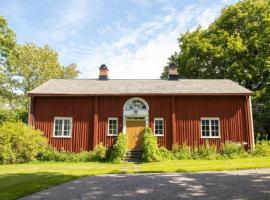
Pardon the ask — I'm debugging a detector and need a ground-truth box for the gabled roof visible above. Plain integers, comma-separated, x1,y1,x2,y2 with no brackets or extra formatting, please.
28,79,252,96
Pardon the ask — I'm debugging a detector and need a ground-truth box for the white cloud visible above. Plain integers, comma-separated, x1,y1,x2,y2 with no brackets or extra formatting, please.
71,3,226,79
58,1,237,79
45,0,102,42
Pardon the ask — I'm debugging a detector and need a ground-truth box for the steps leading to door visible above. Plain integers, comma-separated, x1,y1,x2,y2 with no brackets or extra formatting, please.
125,150,143,162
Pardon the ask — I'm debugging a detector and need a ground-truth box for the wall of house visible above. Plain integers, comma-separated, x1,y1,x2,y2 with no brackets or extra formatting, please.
30,95,253,152
32,96,95,152
174,96,252,149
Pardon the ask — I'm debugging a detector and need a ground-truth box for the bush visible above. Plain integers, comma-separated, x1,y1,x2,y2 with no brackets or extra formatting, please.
141,128,160,162
172,144,192,159
253,140,270,156
193,141,219,160
0,122,48,164
91,143,107,161
37,145,106,162
159,146,174,160
109,133,128,163
0,109,28,125
221,141,248,158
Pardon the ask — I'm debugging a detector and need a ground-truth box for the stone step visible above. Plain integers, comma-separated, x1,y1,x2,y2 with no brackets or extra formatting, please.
125,150,143,162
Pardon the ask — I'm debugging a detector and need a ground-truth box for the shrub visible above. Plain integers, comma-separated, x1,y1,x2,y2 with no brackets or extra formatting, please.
109,133,128,163
141,127,160,162
91,143,107,161
193,141,219,160
0,122,48,164
159,146,174,160
0,109,28,125
221,141,248,158
172,144,192,159
253,140,270,156
37,147,97,162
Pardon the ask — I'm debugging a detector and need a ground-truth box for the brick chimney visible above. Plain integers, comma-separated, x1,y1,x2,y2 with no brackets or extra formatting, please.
99,64,109,80
168,63,178,80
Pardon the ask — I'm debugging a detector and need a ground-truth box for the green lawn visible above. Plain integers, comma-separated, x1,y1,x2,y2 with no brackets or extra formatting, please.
1,157,270,200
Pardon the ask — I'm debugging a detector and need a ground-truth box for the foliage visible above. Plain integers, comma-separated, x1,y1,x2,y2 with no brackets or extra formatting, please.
3,43,80,109
0,16,16,63
172,143,192,159
0,108,28,125
161,0,270,137
0,122,48,164
192,141,219,160
221,141,248,158
109,133,128,163
159,146,174,160
37,143,108,162
0,16,16,107
37,147,93,162
253,140,270,156
91,143,108,161
141,128,160,162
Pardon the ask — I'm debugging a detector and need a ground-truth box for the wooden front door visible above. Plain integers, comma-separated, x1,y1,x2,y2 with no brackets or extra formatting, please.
126,120,145,149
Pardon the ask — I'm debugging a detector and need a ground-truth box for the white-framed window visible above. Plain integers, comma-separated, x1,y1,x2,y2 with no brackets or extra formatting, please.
53,117,72,138
201,117,220,138
108,117,118,136
154,118,164,136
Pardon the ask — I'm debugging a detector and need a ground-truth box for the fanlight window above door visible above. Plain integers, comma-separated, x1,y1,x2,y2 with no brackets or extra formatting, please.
124,99,148,111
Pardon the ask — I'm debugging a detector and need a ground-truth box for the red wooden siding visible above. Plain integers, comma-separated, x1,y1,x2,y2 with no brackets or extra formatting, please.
33,96,95,152
174,96,252,148
31,95,253,152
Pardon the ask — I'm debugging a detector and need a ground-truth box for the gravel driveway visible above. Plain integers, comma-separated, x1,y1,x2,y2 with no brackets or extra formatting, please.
21,169,270,200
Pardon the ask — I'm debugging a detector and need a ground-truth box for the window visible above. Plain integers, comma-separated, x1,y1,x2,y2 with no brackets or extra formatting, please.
53,117,72,138
108,118,118,136
154,118,164,136
201,118,220,138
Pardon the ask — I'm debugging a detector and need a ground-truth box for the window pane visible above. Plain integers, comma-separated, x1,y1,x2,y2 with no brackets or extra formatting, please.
108,119,118,135
202,119,220,137
54,119,63,136
155,119,164,135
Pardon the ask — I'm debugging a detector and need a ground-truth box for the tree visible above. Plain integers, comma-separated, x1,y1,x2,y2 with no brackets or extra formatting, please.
0,16,16,108
162,0,270,138
5,43,80,108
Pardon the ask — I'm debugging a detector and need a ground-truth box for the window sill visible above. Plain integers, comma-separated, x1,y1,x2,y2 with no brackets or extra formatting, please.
154,134,164,137
53,136,72,138
107,134,118,137
201,136,220,139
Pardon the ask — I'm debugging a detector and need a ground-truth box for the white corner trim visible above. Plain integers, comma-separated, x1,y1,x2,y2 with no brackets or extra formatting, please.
249,96,255,150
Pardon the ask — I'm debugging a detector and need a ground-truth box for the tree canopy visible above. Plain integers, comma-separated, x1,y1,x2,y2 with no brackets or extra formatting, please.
0,16,16,108
0,17,80,110
161,0,270,137
4,44,79,108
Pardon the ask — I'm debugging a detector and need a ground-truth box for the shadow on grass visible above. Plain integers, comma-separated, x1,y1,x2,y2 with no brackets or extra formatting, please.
18,170,270,200
0,169,121,200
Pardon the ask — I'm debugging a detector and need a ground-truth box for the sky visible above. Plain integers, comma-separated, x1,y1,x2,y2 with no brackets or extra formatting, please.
0,0,238,79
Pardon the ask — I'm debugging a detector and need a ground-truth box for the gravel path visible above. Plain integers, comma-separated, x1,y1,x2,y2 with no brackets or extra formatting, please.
21,169,270,200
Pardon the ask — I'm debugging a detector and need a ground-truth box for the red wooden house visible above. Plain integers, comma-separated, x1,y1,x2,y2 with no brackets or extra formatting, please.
28,64,254,152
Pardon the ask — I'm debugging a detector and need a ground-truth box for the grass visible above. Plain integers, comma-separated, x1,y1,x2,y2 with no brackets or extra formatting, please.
0,157,270,200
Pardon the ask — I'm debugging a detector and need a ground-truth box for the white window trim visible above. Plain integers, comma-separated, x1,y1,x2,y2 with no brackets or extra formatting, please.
200,117,221,139
154,118,164,137
108,117,118,136
53,117,72,138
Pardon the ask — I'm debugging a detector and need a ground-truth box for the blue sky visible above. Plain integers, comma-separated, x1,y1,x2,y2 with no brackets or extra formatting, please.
0,0,238,79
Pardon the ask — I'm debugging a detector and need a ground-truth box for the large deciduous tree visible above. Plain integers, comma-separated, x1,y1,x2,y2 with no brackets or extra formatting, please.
161,0,270,138
0,16,16,107
5,43,80,108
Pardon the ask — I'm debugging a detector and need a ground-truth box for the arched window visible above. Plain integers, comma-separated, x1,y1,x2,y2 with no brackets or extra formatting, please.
124,98,149,111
